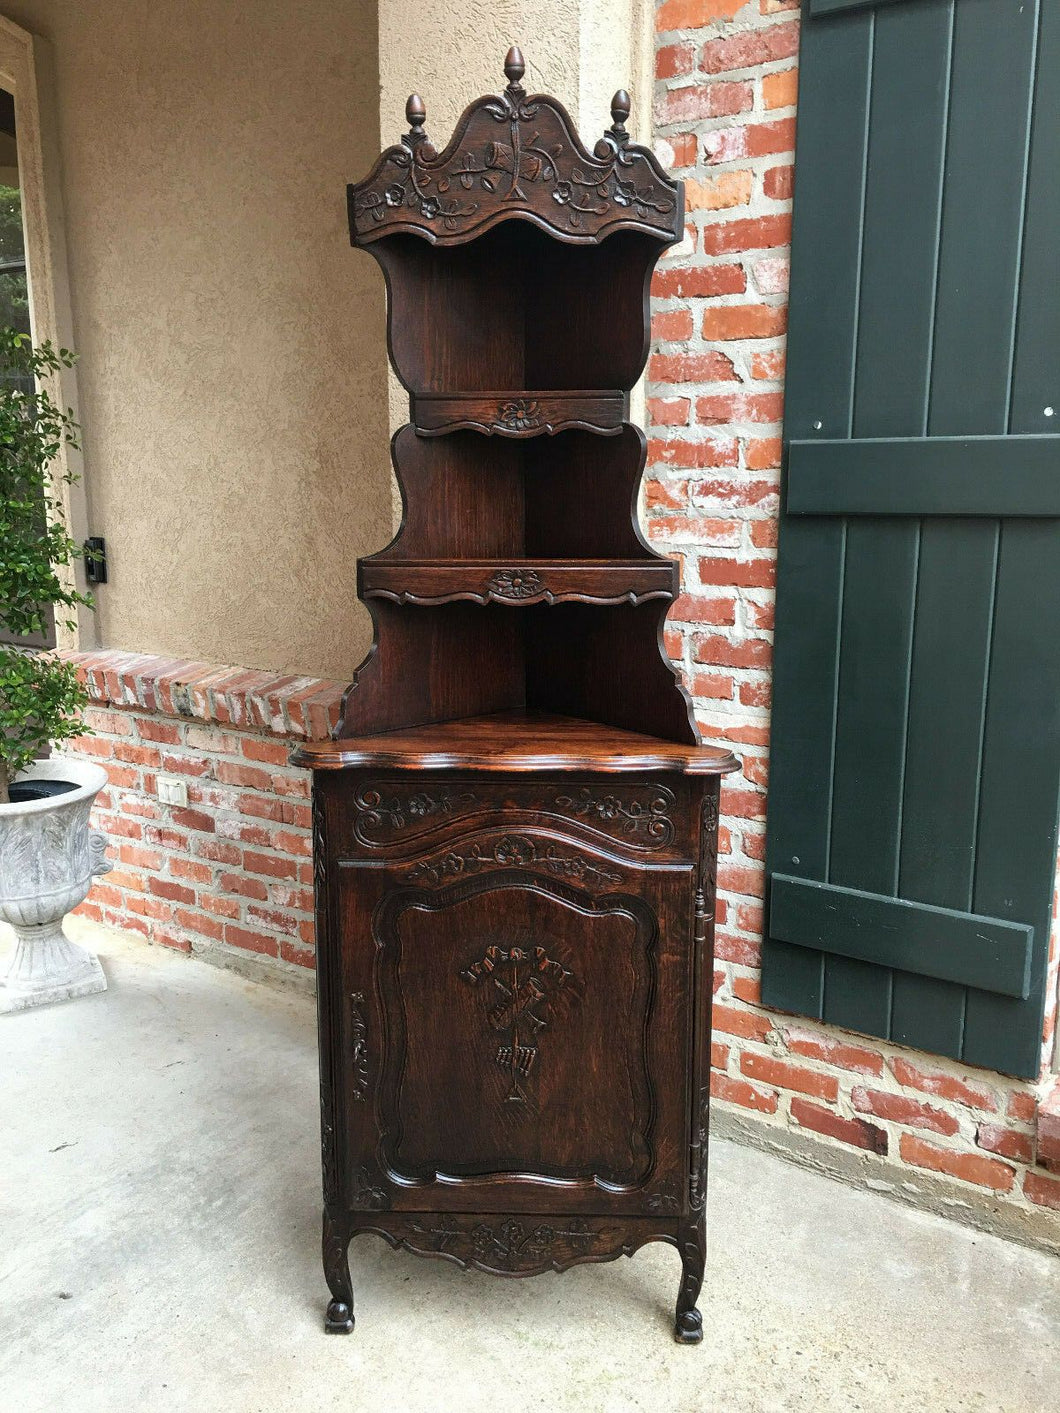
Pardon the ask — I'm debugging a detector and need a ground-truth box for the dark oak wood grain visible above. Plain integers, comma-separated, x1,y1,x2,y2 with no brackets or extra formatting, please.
306,49,736,1343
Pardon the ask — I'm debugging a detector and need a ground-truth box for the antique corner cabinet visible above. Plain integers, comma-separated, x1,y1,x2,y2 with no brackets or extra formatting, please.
293,47,738,1344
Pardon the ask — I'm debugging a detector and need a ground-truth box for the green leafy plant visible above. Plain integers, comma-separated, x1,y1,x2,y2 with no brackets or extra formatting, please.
0,329,91,803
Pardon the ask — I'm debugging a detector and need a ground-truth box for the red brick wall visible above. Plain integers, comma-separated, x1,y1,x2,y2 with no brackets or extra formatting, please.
649,0,1060,1229
64,652,343,976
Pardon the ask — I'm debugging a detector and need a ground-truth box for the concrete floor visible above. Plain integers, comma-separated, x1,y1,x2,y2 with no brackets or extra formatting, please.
2,926,1058,1413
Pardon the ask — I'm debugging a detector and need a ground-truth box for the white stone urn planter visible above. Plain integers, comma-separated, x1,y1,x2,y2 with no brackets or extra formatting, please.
0,757,111,1013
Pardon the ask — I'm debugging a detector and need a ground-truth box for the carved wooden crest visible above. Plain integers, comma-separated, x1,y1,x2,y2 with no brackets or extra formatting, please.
347,47,682,246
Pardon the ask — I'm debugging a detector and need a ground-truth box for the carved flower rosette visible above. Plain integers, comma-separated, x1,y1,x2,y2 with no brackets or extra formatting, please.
349,87,680,244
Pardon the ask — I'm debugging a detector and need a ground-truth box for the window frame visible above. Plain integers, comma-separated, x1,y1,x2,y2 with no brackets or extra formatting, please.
0,13,93,650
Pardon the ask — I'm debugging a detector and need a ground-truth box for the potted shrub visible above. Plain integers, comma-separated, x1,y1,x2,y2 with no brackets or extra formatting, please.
0,330,110,1012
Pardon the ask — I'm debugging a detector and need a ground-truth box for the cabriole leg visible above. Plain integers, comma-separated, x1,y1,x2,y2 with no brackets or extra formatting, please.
674,1218,705,1344
323,1208,354,1333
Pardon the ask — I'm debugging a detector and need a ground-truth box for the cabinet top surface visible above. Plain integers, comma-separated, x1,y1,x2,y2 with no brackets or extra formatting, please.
347,49,682,247
293,710,739,776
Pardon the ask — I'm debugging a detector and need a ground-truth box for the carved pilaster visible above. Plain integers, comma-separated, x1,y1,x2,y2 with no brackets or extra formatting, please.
313,788,340,1208
689,783,720,1216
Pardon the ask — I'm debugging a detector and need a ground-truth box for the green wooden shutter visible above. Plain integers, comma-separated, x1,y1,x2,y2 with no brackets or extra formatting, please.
763,0,1060,1079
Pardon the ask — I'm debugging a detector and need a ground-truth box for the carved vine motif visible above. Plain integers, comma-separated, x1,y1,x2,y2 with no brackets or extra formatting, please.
461,945,576,1105
313,791,338,1208
319,1092,337,1208
495,398,540,432
349,70,678,242
486,567,543,599
312,790,327,898
405,833,621,887
689,786,719,1217
553,785,677,847
689,1087,709,1213
349,992,369,1101
407,1215,605,1270
351,1165,389,1211
353,784,476,843
701,789,720,921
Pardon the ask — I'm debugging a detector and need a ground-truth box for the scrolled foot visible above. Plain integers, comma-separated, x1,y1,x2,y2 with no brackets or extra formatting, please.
674,1307,703,1344
325,1299,354,1334
322,1207,354,1333
674,1218,705,1346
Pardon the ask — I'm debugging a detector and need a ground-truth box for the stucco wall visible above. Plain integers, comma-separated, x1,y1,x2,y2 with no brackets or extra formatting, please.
2,0,388,680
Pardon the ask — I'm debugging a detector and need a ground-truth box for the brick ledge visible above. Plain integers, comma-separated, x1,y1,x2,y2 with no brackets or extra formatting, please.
61,650,344,741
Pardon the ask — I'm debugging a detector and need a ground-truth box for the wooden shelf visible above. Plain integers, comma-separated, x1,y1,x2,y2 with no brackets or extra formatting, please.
360,558,676,606
294,710,739,775
411,390,624,437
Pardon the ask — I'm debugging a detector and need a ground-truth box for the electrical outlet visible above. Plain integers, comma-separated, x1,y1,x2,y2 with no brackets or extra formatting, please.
157,776,188,808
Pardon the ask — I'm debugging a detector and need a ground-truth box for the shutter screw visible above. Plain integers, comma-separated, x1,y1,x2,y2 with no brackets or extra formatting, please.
792,856,800,865
812,420,822,431
1045,406,1055,418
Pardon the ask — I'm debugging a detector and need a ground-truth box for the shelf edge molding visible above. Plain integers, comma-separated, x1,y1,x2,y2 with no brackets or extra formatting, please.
412,392,625,438
294,712,739,776
359,560,677,608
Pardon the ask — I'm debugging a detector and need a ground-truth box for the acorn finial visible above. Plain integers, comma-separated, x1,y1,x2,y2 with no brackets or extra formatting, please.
405,93,426,134
611,89,631,131
505,46,526,87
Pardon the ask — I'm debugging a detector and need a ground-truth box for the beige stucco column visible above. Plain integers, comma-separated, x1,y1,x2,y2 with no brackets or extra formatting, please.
377,0,653,142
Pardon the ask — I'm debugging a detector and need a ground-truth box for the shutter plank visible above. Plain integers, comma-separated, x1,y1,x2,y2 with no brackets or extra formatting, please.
965,523,1060,1074
895,527,995,1057
826,525,915,1033
966,2,1060,1077
1010,2,1060,437
928,3,1038,430
893,0,1039,1059
823,0,951,1036
763,10,874,1020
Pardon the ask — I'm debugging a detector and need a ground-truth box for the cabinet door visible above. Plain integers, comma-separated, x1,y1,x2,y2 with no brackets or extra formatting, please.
336,827,695,1216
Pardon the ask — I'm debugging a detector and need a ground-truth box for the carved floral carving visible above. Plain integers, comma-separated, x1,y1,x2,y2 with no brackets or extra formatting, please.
647,1179,681,1214
486,567,543,599
353,785,476,843
351,1165,388,1211
495,399,540,432
349,67,679,244
405,833,621,887
553,785,676,847
407,1215,607,1270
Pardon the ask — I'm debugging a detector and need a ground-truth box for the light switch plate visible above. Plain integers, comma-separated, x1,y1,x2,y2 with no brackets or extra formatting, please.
157,776,188,808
